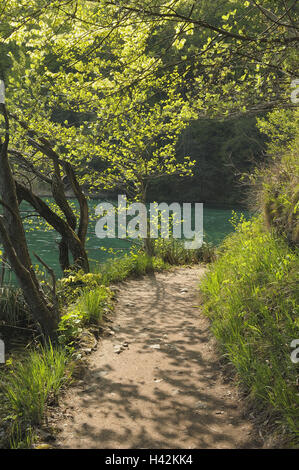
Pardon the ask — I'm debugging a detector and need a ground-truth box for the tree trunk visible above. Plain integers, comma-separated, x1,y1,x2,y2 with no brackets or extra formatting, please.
0,103,58,336
59,238,70,271
62,161,89,245
0,219,58,337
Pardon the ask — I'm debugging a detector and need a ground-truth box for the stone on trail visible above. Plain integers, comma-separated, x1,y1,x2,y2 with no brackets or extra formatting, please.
149,343,160,349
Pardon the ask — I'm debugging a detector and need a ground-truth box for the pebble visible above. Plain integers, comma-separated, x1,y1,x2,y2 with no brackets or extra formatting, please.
196,401,208,409
81,348,92,354
97,371,108,377
114,342,129,354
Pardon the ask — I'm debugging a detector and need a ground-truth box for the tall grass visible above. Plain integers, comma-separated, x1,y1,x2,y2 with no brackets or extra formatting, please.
58,285,113,343
0,342,70,447
201,216,299,444
77,287,109,324
0,287,29,326
98,252,167,284
153,238,215,265
92,240,214,284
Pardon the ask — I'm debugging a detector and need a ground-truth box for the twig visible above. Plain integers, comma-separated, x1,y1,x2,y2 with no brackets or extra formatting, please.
33,252,57,301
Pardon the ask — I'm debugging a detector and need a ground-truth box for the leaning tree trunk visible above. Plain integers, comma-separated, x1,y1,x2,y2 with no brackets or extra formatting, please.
10,150,89,273
0,103,58,337
16,182,89,273
59,238,70,271
9,114,89,273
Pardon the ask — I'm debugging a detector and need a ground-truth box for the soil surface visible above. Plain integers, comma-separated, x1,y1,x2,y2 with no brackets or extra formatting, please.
55,266,262,449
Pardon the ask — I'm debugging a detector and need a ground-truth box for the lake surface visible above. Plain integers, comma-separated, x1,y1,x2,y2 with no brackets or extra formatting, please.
2,199,249,284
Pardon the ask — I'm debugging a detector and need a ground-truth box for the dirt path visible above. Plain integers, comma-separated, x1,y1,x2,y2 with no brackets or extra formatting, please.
55,266,261,449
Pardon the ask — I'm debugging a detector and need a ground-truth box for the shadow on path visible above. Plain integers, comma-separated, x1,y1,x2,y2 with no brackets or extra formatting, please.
56,266,262,449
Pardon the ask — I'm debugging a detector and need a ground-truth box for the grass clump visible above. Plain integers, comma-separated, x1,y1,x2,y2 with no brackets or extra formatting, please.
0,343,70,448
77,287,111,324
153,238,215,265
0,287,29,327
99,252,168,284
58,285,113,344
201,216,299,444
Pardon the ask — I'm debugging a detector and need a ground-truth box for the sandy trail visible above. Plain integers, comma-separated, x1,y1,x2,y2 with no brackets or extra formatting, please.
55,266,261,449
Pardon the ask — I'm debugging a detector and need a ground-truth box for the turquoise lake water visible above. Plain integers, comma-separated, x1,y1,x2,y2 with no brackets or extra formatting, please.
2,199,249,284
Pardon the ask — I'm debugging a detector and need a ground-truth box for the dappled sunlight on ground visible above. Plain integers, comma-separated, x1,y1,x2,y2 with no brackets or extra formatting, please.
55,266,261,449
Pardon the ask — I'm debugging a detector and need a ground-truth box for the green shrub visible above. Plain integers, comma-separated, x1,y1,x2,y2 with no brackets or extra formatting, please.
57,271,103,304
261,143,299,246
201,216,299,443
255,109,299,246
